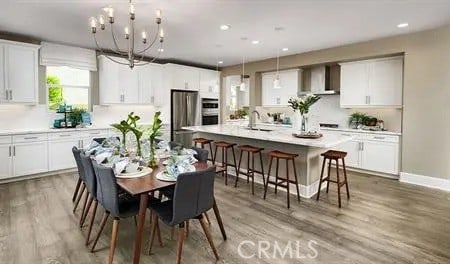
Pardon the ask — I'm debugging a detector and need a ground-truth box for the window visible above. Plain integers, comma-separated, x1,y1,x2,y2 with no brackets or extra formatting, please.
46,66,90,111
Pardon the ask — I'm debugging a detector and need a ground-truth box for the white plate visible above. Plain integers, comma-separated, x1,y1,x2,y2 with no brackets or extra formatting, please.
117,167,152,178
156,171,177,182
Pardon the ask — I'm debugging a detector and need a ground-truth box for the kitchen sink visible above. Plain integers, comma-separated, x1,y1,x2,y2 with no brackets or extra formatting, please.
245,127,273,132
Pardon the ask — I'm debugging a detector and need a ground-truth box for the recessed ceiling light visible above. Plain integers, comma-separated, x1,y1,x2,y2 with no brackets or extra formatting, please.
397,23,409,28
220,24,230,30
218,61,223,64
158,48,164,52
252,40,260,44
282,48,289,51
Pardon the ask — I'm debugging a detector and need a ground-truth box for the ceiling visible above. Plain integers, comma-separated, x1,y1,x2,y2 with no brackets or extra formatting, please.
0,0,449,67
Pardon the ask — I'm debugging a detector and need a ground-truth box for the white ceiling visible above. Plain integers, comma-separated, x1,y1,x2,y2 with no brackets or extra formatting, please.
0,0,449,67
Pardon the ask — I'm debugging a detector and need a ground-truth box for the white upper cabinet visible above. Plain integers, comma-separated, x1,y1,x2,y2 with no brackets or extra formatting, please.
99,56,121,104
0,40,39,104
139,63,162,105
118,64,139,104
340,56,403,108
262,69,299,106
165,63,200,91
199,69,219,99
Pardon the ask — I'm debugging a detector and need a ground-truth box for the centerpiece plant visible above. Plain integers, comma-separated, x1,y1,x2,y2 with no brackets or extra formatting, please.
288,94,321,132
126,112,143,157
147,111,163,168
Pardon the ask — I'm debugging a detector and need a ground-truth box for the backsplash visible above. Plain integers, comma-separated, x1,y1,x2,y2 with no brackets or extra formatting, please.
256,95,402,132
0,104,157,131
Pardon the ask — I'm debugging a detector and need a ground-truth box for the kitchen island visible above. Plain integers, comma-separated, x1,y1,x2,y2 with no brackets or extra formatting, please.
183,124,352,198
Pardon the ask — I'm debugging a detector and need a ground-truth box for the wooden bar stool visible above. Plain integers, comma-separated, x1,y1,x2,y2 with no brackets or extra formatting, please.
234,145,265,195
316,150,350,208
213,141,238,185
193,137,214,163
263,150,300,208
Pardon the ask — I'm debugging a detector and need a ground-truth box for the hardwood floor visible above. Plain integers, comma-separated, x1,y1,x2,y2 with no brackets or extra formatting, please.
1,171,450,263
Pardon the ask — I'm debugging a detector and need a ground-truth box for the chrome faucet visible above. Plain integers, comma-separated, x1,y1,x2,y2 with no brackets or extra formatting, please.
249,110,260,129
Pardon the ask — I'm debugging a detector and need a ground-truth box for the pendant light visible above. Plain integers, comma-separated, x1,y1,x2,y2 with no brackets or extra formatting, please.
240,56,246,91
273,48,281,89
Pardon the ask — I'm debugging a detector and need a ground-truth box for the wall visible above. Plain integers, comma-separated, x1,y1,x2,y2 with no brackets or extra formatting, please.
221,25,450,180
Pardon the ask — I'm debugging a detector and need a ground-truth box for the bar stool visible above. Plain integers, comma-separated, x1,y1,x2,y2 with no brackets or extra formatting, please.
263,150,300,208
213,141,238,185
193,137,214,163
316,150,350,208
234,145,265,195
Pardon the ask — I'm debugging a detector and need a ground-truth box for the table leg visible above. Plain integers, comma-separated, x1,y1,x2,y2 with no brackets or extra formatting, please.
133,193,149,264
212,198,227,240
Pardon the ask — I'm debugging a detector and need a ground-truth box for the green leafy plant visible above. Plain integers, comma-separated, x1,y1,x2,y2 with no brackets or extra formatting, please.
349,112,378,127
288,94,321,115
111,120,130,147
147,111,163,167
68,107,87,125
126,112,143,157
47,75,63,111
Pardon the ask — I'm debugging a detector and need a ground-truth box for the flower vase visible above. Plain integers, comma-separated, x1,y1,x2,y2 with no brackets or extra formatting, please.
149,141,158,168
300,114,308,132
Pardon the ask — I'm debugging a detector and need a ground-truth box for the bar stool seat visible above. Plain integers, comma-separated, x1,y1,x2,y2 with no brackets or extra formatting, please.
316,150,350,208
235,145,265,195
213,141,238,185
193,138,213,145
263,150,300,208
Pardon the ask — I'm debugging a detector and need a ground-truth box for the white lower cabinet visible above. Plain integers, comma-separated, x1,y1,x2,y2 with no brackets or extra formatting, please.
331,131,400,175
0,143,12,179
13,141,48,177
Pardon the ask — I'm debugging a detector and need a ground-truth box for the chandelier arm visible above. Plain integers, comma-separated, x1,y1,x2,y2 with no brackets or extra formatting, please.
110,23,128,56
133,43,164,66
94,29,126,57
136,23,160,54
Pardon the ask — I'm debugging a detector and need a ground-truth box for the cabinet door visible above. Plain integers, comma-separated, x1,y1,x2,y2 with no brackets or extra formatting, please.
336,140,361,168
262,73,278,105
340,63,369,107
119,64,139,104
0,46,6,103
199,69,219,98
48,139,80,171
361,140,399,174
5,44,38,103
13,141,49,176
278,70,299,105
139,64,162,104
368,58,403,107
0,144,12,179
99,56,122,104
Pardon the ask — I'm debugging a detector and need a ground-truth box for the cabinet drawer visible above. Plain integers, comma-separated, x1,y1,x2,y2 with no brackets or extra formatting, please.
80,129,109,138
13,133,48,143
0,136,12,145
49,132,80,140
364,134,399,143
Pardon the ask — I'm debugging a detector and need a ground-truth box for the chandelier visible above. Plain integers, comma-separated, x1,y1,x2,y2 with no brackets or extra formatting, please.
89,0,164,69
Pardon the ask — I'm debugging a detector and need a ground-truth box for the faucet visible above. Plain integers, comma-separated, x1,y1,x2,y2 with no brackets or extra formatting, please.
249,110,260,129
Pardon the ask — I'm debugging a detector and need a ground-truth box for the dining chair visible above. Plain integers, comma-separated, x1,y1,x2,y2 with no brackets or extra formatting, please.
79,153,100,245
148,166,219,264
72,146,86,213
90,163,160,264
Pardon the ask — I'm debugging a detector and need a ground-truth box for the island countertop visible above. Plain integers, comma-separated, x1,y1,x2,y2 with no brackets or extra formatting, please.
183,124,352,148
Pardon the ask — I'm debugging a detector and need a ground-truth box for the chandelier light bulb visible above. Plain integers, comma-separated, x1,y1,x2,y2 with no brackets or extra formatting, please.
156,9,162,19
160,28,164,38
124,27,129,39
108,7,114,18
98,15,105,30
142,31,147,43
89,17,97,33
129,3,135,14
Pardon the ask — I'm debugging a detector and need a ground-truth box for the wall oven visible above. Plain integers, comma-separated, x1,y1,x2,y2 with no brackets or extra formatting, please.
201,98,219,125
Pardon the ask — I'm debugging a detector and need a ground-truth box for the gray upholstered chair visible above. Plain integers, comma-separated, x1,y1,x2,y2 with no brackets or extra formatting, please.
90,163,159,264
191,146,209,163
148,166,219,264
79,153,100,245
72,146,86,213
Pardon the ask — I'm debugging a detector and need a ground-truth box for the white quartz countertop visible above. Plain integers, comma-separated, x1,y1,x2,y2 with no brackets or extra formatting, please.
183,124,352,148
320,127,401,136
0,126,113,136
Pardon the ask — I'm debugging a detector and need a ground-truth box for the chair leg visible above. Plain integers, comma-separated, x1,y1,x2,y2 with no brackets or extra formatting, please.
80,195,94,228
90,211,110,252
79,191,90,226
148,212,159,254
208,143,214,164
176,223,186,264
274,158,280,194
156,218,163,246
213,145,218,164
326,159,332,193
199,216,220,261
286,159,290,209
336,159,342,208
223,148,228,185
246,151,250,183
251,152,255,195
185,220,190,237
292,159,301,202
204,211,211,225
231,146,238,184
72,178,82,202
342,158,350,199
85,199,98,246
73,184,86,213
316,157,326,201
108,218,119,264
259,152,265,186
263,157,273,200
235,150,244,187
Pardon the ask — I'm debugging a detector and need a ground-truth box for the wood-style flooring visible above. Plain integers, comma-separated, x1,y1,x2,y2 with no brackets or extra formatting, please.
1,171,450,264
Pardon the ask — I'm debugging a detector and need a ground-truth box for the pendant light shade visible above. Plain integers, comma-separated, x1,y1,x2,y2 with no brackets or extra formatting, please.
273,75,281,89
240,80,246,91
240,56,246,91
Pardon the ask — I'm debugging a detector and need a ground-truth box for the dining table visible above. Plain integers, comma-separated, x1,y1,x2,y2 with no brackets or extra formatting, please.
116,161,227,264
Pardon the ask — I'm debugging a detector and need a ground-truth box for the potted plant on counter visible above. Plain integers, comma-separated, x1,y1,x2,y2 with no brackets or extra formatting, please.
288,94,320,132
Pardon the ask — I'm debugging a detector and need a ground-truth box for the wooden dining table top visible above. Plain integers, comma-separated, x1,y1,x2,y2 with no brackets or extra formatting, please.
116,162,211,196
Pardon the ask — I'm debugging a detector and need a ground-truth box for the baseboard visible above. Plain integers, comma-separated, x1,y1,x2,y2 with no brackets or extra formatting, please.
224,167,324,199
0,168,76,184
399,172,450,192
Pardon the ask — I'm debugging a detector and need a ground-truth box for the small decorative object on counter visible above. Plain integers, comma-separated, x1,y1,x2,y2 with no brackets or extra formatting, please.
288,94,321,132
348,112,379,128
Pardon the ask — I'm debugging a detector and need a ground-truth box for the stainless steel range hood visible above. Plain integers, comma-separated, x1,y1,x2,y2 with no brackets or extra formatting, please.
299,65,340,95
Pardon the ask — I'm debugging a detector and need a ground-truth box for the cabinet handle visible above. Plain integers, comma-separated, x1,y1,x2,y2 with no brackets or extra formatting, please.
342,133,351,137
59,134,72,137
365,96,369,104
373,136,385,140
13,146,16,156
24,136,38,140
368,96,370,104
9,146,11,157
361,142,364,151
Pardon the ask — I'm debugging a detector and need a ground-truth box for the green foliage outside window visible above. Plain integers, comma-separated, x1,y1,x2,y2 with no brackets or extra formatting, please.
47,75,63,111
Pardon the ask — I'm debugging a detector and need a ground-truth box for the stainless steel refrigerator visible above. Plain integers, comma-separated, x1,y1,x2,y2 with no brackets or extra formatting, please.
171,90,199,147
